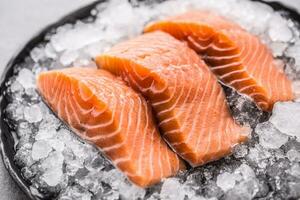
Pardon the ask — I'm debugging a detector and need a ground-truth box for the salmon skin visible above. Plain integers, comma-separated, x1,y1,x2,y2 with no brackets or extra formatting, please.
96,31,249,167
144,11,294,111
37,67,185,187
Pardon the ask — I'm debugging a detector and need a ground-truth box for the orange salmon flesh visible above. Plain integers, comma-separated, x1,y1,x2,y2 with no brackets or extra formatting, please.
144,11,294,111
37,67,185,187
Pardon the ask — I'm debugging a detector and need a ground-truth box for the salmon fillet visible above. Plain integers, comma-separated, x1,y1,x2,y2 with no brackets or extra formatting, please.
96,31,249,166
37,67,185,187
144,11,294,111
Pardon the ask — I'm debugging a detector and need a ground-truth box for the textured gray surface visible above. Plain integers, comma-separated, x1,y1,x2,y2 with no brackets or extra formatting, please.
0,0,299,200
0,1,95,199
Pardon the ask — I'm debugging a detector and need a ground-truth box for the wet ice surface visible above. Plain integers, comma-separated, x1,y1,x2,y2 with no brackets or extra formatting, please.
2,0,300,199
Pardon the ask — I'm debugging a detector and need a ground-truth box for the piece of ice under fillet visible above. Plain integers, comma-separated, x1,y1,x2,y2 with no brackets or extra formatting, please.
144,11,294,111
37,67,185,187
96,31,250,167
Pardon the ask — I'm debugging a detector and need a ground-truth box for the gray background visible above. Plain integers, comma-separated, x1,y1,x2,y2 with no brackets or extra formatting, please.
0,1,95,199
0,0,299,199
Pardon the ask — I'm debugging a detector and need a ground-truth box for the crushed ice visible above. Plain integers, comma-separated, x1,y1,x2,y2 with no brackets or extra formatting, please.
3,0,300,199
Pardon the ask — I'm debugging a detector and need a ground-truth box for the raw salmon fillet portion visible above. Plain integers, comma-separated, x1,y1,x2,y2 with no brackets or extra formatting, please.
96,31,249,166
37,67,185,187
144,11,294,111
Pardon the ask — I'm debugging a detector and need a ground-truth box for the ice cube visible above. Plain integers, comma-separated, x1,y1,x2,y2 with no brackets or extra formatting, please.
51,23,104,52
41,151,64,186
119,179,146,200
246,145,271,169
84,156,102,170
256,122,289,149
83,41,112,57
235,164,256,180
223,164,260,200
42,168,63,187
101,169,125,190
57,127,73,140
58,185,92,200
286,163,300,179
44,43,57,59
30,46,46,62
268,14,293,42
29,186,44,199
222,83,263,127
21,167,35,180
16,68,35,89
269,102,300,141
76,170,102,194
6,103,25,121
285,41,300,72
31,140,52,160
216,172,242,192
160,178,185,200
288,181,300,198
286,149,300,162
292,81,300,99
72,58,95,68
227,1,273,35
35,129,56,140
233,144,249,158
39,116,61,131
16,122,31,138
15,143,34,167
225,179,259,200
10,78,24,93
270,42,288,57
24,104,43,123
48,139,65,152
64,155,83,175
59,50,79,66
25,88,39,102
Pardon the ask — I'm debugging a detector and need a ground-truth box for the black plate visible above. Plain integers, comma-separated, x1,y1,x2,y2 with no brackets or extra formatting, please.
0,0,299,199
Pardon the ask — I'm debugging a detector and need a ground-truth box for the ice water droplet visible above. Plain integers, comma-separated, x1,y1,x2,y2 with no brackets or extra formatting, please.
24,104,43,123
32,140,52,160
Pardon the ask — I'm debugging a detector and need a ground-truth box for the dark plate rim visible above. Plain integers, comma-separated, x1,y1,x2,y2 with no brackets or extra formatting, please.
0,0,299,199
0,1,103,199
